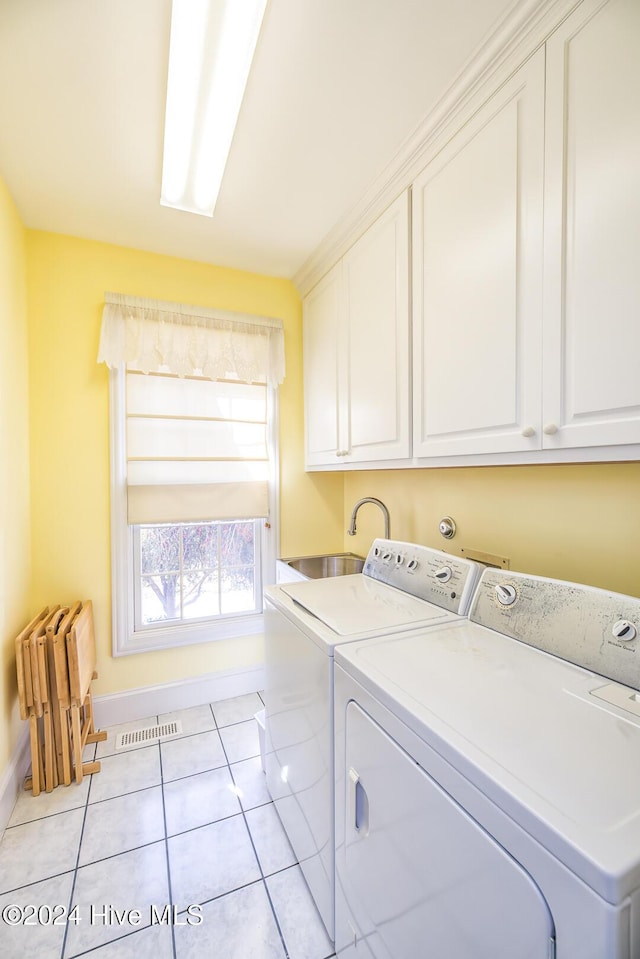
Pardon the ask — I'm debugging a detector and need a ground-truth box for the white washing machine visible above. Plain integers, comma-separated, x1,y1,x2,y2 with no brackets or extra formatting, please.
263,538,482,941
334,567,640,958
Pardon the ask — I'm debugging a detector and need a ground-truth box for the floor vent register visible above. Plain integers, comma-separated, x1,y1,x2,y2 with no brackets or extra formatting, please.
116,721,183,748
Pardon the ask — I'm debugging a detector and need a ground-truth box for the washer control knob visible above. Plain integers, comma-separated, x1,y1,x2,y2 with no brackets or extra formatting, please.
434,566,452,583
382,551,392,562
612,619,637,642
407,559,419,572
395,554,404,566
495,583,517,606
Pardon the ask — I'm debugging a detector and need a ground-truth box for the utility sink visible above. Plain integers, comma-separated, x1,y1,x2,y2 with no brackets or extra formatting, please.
281,552,365,579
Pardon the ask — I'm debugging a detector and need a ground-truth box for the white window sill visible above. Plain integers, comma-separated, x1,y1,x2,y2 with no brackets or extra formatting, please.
113,612,265,656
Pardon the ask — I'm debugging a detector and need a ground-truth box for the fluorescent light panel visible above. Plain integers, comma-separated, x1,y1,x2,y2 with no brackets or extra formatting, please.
161,0,268,217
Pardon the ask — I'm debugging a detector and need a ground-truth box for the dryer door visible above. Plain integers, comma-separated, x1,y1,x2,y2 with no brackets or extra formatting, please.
339,701,555,959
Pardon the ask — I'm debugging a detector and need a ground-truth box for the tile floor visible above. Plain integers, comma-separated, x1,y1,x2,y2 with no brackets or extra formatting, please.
0,692,336,959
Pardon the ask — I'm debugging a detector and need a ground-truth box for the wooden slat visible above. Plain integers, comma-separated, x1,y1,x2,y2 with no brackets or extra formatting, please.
51,601,82,786
28,609,61,720
27,608,61,793
52,601,82,711
67,601,96,705
66,601,106,783
45,609,68,784
15,607,49,722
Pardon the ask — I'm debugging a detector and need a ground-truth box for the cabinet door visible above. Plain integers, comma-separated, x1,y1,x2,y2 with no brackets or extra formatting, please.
303,262,343,466
542,0,640,449
412,51,545,458
342,193,410,463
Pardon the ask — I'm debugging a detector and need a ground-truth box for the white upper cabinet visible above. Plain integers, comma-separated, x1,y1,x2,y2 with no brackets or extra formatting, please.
304,262,342,464
542,0,640,450
303,0,640,470
412,50,545,458
304,193,410,468
342,193,410,463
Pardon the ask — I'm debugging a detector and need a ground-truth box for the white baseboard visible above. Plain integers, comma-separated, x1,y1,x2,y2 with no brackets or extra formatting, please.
92,663,265,728
0,725,30,838
0,664,264,837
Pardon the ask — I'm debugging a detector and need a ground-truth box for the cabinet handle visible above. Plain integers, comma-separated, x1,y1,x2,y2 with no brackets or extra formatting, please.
336,449,349,457
542,423,559,435
521,426,536,438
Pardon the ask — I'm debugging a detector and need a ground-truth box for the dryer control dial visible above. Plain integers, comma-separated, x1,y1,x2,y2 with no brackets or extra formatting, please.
495,583,518,607
407,558,419,572
612,619,637,642
434,566,452,583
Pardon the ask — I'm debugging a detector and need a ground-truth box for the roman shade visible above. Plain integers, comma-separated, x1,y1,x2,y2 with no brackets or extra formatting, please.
98,293,282,525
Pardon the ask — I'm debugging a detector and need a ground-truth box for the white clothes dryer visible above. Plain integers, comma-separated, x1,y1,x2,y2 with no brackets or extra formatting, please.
263,538,482,941
334,567,640,959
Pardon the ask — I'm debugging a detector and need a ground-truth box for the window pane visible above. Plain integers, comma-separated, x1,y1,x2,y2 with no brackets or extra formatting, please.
135,520,260,632
220,522,255,566
182,524,219,571
141,574,180,623
140,526,179,574
183,572,220,619
220,567,256,614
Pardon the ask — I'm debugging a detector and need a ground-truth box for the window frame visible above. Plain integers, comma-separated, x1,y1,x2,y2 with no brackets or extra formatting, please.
108,366,278,656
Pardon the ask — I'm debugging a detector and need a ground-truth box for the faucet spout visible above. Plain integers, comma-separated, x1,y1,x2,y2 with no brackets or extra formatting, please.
347,497,390,540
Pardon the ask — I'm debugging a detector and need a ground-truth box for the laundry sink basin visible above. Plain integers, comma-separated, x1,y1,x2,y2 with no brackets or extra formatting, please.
281,552,365,579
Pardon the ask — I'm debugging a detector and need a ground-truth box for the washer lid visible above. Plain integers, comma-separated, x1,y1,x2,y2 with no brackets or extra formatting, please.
336,619,640,903
280,574,452,636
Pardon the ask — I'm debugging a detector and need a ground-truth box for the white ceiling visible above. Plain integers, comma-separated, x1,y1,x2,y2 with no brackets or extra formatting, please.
0,0,515,280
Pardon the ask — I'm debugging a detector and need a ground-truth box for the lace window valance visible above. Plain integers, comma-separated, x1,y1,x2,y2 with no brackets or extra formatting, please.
98,292,285,386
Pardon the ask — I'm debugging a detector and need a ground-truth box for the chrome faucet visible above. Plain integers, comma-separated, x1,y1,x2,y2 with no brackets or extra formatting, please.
347,497,390,540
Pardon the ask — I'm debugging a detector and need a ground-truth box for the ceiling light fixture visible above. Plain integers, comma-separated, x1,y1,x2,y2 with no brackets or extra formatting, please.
160,0,268,217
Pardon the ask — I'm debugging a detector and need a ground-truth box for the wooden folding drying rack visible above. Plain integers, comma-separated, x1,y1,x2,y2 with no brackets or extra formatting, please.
15,601,107,795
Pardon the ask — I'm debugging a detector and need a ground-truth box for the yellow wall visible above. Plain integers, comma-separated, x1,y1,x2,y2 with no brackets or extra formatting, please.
0,176,31,773
344,464,640,596
26,230,343,698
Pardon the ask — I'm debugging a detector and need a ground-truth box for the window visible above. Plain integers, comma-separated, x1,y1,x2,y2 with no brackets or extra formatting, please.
134,520,261,626
99,293,284,655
